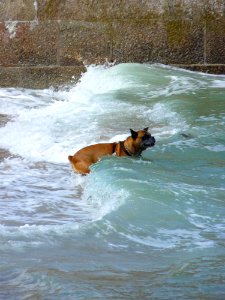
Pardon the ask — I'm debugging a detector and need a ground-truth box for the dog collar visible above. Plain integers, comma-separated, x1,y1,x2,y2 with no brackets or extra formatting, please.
112,142,117,155
119,141,132,156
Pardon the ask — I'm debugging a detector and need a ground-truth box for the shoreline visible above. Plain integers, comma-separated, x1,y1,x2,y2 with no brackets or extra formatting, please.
0,63,225,89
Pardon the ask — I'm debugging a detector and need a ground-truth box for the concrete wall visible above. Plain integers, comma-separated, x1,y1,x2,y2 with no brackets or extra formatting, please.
0,0,225,88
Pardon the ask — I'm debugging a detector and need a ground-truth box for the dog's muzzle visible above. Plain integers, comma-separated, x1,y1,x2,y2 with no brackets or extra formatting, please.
141,136,156,149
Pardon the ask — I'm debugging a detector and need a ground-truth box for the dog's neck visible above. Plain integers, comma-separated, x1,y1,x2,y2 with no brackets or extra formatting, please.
120,140,142,157
119,141,132,156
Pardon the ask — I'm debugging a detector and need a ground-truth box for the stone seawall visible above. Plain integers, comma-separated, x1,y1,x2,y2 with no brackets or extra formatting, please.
0,0,225,88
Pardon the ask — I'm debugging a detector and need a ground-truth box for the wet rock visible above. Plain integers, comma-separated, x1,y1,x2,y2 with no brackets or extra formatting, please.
0,114,10,127
0,66,84,89
0,148,12,161
0,0,225,88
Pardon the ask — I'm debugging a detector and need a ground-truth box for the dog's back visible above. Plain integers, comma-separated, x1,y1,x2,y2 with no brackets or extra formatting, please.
68,142,117,174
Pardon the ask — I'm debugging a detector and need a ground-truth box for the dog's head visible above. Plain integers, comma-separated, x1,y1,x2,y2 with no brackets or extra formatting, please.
130,127,155,151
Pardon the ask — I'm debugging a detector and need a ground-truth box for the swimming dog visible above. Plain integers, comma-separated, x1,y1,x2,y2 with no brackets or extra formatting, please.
68,128,155,175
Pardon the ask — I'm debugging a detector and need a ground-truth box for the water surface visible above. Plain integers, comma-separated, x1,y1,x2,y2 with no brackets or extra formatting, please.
0,63,225,299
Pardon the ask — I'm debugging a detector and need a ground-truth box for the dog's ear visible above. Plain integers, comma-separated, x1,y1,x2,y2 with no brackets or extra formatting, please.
144,127,149,132
130,129,138,140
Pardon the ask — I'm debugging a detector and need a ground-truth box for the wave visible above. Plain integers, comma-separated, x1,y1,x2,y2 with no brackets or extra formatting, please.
0,64,191,163
0,63,225,252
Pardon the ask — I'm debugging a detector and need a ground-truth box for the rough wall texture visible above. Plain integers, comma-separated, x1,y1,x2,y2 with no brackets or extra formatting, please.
0,0,225,88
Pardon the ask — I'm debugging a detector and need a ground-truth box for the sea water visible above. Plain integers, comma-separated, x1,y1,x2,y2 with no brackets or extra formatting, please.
0,63,225,299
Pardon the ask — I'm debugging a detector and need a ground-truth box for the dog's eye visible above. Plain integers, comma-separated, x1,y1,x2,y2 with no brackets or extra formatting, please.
142,134,151,140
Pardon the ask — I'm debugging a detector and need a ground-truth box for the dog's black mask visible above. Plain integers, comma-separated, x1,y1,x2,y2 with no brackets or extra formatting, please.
141,133,156,150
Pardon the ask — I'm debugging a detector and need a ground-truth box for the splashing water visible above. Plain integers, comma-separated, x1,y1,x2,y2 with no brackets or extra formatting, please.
0,63,225,299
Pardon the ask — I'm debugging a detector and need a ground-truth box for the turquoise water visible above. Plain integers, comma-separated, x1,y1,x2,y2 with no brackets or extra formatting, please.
0,63,225,299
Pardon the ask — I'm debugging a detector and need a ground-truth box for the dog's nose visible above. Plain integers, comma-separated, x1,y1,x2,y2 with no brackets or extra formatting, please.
152,136,156,144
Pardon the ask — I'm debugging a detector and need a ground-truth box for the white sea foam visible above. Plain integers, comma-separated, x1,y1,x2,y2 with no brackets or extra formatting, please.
0,63,224,254
1,63,225,300
123,227,215,250
0,65,139,163
81,171,129,220
143,103,188,137
210,79,225,88
0,65,186,164
109,134,129,143
205,144,225,152
0,222,81,250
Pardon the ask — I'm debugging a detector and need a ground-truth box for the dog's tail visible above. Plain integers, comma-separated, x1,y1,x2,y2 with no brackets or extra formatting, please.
68,155,73,162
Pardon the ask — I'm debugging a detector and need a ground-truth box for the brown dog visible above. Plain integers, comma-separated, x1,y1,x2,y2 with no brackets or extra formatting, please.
68,128,155,175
